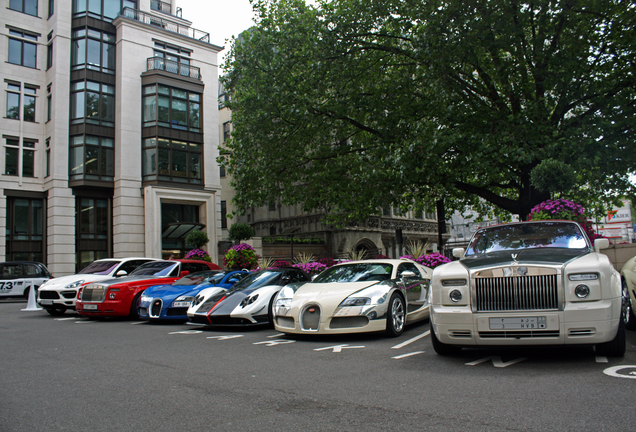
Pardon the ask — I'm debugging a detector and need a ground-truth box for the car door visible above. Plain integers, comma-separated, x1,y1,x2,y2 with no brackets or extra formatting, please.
0,263,23,296
397,262,428,308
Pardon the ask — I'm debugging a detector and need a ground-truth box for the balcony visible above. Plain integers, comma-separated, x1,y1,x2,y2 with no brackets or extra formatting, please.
147,57,201,80
150,1,183,18
121,7,210,43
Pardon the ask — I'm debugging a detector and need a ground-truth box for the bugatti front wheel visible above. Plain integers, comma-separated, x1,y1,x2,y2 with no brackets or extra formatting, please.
385,293,405,337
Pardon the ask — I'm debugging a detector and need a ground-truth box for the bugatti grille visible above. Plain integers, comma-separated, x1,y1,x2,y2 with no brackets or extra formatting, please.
300,305,320,331
150,299,162,318
276,317,295,328
475,275,558,312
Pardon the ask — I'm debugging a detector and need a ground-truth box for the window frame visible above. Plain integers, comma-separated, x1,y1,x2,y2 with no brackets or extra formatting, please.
7,29,38,68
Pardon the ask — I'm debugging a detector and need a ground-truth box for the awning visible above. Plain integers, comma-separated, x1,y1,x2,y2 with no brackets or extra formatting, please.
162,222,206,239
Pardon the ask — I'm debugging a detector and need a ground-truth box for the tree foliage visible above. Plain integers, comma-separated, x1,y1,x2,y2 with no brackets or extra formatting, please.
221,0,636,222
228,222,255,242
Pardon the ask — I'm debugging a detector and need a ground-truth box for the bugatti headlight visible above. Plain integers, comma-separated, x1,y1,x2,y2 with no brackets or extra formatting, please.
141,295,152,303
339,297,371,307
275,287,294,310
175,295,194,302
66,280,85,289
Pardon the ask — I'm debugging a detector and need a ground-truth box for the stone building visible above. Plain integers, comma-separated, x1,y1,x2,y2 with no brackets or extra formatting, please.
1,0,223,275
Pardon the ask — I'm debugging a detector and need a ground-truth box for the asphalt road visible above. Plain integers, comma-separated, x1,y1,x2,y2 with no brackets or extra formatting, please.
2,302,636,431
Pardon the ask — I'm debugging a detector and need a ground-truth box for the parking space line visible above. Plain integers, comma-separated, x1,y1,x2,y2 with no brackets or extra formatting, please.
596,356,608,363
268,333,286,338
392,351,425,359
54,317,77,321
391,330,430,349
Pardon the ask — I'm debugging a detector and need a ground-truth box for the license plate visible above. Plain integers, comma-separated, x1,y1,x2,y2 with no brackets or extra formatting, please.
84,304,98,310
172,301,191,308
40,300,53,305
489,317,546,330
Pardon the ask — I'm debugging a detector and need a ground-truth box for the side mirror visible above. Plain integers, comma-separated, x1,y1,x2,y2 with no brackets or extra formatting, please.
594,238,610,252
452,248,464,259
180,270,190,278
400,271,416,279
116,270,128,277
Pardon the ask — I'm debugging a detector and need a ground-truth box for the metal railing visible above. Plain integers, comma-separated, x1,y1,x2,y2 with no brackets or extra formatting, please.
122,7,210,43
147,57,201,80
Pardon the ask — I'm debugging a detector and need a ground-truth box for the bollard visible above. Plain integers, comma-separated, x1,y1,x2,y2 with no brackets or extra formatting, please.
21,285,42,311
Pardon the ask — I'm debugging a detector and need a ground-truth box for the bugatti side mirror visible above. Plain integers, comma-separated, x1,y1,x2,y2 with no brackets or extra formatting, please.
452,248,464,258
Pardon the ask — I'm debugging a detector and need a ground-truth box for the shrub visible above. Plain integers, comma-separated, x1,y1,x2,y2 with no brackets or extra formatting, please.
527,198,601,241
184,248,212,262
293,261,327,276
401,253,451,269
228,223,254,243
223,243,259,270
185,229,209,249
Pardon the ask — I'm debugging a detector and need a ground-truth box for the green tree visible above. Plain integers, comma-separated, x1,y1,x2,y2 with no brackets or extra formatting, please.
228,222,254,243
185,229,209,249
221,0,636,221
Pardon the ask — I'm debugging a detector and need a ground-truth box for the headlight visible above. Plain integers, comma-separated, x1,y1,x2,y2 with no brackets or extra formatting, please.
339,297,371,307
442,279,467,287
239,293,259,307
569,273,599,281
449,289,463,303
141,296,152,303
66,280,85,289
574,284,590,299
175,296,194,302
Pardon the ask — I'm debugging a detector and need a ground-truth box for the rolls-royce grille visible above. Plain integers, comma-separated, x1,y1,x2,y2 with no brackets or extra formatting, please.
150,300,162,318
475,275,558,311
39,291,60,299
300,305,320,331
277,317,295,328
81,286,106,302
330,316,369,329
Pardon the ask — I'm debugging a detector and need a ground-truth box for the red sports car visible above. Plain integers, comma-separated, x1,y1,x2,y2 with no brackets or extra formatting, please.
76,259,220,319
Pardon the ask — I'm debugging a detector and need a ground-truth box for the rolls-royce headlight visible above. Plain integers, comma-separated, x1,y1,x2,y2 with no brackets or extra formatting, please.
442,279,467,287
569,273,599,281
449,289,463,303
575,284,591,298
339,297,371,307
66,280,85,289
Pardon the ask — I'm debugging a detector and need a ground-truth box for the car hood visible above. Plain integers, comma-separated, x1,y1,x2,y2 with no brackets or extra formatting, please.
39,274,113,291
144,283,215,300
290,281,380,311
459,249,589,270
207,284,283,316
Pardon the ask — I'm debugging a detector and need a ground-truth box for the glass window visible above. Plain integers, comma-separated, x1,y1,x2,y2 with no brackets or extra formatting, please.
71,28,115,74
23,94,36,122
71,81,114,127
69,135,114,181
6,197,46,263
6,92,20,120
8,31,38,68
5,147,19,176
48,0,54,17
73,0,136,21
142,84,202,132
47,42,53,69
9,0,38,16
142,137,202,184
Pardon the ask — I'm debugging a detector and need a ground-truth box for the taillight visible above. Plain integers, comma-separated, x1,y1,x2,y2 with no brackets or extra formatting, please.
77,287,83,299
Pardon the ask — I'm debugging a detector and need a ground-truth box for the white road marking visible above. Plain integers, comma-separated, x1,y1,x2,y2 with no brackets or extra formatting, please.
603,365,636,379
466,356,527,368
168,330,202,335
253,339,295,346
391,330,430,349
596,356,608,363
392,351,425,359
313,344,365,353
54,317,78,321
268,333,286,338
75,320,95,324
130,321,145,325
207,335,244,340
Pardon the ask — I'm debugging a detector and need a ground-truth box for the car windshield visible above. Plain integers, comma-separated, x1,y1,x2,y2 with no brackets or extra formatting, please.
229,270,282,292
173,271,222,286
465,221,589,256
77,260,120,275
130,261,178,276
312,263,394,283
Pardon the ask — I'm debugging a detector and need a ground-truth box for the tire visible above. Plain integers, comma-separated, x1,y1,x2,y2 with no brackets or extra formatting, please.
128,293,142,320
430,324,462,356
385,292,406,337
45,307,66,316
622,280,636,331
267,295,276,327
596,290,627,357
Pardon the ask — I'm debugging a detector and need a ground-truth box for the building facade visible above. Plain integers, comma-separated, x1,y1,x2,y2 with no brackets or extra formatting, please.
217,85,449,261
1,0,223,275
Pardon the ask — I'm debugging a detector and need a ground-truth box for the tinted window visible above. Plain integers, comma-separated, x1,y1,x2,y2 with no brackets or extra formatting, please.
78,260,120,275
312,263,394,283
0,264,23,279
465,222,589,256
117,259,154,275
173,271,220,286
130,261,178,276
397,263,421,278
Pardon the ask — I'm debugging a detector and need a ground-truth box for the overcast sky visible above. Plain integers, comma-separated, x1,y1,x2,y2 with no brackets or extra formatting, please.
177,0,257,52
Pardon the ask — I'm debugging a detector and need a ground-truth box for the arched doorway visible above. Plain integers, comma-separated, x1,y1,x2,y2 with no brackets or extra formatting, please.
353,238,380,259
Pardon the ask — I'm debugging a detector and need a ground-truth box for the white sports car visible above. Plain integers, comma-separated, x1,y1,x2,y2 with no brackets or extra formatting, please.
273,259,432,336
